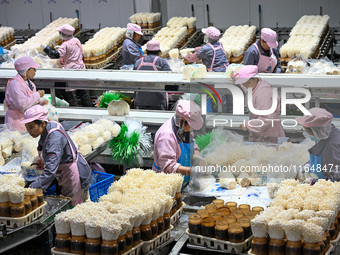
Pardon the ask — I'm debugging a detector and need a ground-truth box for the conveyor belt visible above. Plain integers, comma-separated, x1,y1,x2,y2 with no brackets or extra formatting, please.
0,197,70,253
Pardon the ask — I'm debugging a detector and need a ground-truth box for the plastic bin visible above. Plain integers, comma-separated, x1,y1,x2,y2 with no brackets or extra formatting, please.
89,171,115,202
45,184,57,196
45,171,115,202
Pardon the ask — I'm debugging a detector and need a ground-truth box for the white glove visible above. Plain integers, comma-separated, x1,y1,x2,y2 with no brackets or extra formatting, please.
41,44,47,49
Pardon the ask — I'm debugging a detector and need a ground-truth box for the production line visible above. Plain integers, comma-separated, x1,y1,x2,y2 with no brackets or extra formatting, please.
1,2,340,255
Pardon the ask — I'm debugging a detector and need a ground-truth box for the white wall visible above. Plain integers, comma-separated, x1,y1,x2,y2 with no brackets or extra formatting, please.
0,0,339,30
0,0,134,29
166,0,340,29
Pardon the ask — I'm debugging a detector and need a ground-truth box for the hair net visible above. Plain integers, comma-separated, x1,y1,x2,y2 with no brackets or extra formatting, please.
61,33,72,40
207,37,217,44
126,29,134,39
17,68,29,77
310,124,332,140
174,114,181,127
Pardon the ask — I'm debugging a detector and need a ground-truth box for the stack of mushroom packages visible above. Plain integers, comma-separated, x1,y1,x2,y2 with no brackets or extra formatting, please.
0,27,15,48
129,12,161,29
53,168,183,255
280,15,330,60
251,179,340,255
82,27,126,65
142,16,196,58
219,25,256,63
0,174,44,218
188,200,262,243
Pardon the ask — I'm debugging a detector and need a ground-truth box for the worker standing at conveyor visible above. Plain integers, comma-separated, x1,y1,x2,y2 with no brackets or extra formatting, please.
133,40,171,110
122,23,144,67
185,26,231,112
243,28,281,73
21,105,91,206
185,26,229,72
153,100,207,186
5,56,47,132
234,65,285,143
296,108,340,181
41,24,91,107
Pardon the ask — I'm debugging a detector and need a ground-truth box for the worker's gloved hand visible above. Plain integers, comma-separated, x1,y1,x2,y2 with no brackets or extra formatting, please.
41,44,47,50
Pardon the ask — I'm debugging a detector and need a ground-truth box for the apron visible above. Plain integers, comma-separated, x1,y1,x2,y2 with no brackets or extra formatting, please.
137,56,159,71
178,142,194,186
207,42,228,72
309,145,325,179
39,122,83,206
253,43,277,73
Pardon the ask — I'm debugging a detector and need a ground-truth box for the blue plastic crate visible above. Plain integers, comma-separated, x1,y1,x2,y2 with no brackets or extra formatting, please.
89,171,115,202
45,184,57,196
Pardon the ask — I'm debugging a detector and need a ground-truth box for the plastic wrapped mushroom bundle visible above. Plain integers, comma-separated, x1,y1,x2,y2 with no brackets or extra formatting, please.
302,223,324,244
183,64,207,80
283,219,306,242
55,211,72,235
107,100,130,116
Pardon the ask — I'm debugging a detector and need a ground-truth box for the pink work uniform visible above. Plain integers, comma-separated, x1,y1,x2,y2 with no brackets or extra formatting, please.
245,80,285,142
152,118,199,173
5,74,43,132
58,38,85,69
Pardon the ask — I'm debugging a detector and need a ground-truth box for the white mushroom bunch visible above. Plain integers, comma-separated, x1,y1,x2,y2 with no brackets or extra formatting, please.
68,119,119,156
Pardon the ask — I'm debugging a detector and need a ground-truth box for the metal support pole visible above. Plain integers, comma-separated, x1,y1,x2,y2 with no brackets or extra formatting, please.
50,88,56,107
201,93,207,134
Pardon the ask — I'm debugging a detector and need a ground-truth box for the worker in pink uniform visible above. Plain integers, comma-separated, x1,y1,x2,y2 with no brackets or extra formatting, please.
5,56,47,132
41,24,91,107
296,108,340,181
21,105,91,206
243,28,281,73
234,65,285,143
153,100,205,186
